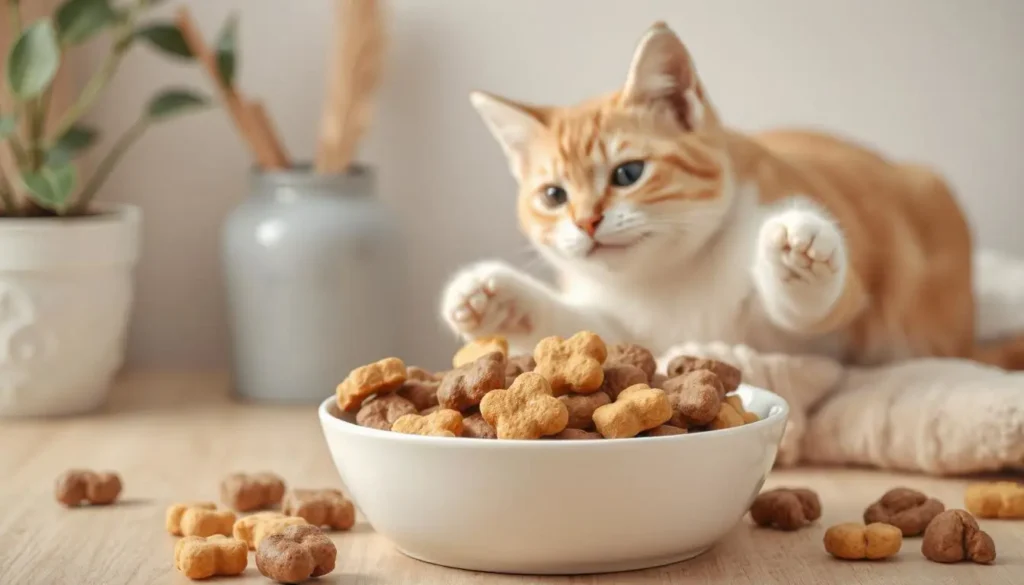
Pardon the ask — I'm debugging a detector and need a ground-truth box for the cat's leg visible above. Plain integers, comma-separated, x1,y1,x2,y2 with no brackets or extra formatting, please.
440,260,614,353
753,200,866,335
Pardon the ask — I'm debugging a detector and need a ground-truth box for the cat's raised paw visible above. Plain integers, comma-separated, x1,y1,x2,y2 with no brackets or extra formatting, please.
440,261,536,340
758,208,846,287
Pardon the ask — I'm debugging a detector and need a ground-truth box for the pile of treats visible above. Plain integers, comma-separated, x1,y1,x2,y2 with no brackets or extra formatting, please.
55,469,358,583
337,331,760,439
750,481,1024,563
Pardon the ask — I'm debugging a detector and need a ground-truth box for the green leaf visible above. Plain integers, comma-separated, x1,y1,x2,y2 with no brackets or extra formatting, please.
56,0,118,45
47,124,98,164
146,89,209,120
22,163,77,210
134,23,193,59
215,14,238,86
6,22,61,100
0,116,16,140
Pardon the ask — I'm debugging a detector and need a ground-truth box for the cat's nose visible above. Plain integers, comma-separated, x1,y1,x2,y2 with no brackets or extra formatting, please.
576,214,604,237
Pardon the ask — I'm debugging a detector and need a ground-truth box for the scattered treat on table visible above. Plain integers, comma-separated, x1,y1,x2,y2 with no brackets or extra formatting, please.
256,524,337,584
863,487,945,536
480,372,568,439
592,384,672,439
54,469,122,507
824,522,902,560
282,489,356,531
336,357,407,411
437,352,506,411
964,481,1024,519
462,412,497,439
355,393,418,431
221,472,286,512
453,335,509,368
663,370,723,427
606,343,657,381
174,535,248,580
666,356,741,395
642,424,687,437
396,376,440,412
598,363,648,401
534,331,607,395
922,509,996,564
559,391,611,430
549,428,603,440
506,354,536,377
233,511,310,550
749,487,822,530
167,502,217,535
392,408,464,437
167,503,235,538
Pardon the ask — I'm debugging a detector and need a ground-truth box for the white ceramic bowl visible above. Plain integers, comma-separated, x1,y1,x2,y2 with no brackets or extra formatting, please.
318,384,789,575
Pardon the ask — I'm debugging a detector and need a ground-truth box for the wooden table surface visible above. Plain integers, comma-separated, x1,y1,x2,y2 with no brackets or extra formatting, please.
0,371,1020,585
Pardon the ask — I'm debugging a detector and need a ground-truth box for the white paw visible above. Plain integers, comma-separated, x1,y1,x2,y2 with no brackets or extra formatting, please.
756,207,847,309
440,261,536,339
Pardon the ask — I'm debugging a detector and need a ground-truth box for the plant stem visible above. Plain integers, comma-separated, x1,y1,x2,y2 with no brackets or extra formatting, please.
68,117,148,215
7,0,20,36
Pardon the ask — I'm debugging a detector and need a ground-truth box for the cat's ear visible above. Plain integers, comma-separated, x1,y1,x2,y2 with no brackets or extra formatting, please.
621,22,707,130
470,91,547,178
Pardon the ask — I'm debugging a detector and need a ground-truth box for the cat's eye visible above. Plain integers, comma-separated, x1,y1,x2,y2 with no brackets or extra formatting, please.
542,185,568,208
611,160,645,187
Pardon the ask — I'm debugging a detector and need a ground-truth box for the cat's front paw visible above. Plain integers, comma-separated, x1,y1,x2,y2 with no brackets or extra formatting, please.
441,261,537,341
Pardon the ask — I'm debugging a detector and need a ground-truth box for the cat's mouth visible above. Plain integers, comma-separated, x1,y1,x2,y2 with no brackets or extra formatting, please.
586,234,651,257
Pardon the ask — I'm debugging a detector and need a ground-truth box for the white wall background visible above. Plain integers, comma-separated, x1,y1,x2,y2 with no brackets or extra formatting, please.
81,0,1024,370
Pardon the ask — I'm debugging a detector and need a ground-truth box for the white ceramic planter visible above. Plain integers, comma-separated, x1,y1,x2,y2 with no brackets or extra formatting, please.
0,205,140,417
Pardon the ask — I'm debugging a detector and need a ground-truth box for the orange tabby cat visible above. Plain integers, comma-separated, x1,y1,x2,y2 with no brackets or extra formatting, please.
441,21,1024,369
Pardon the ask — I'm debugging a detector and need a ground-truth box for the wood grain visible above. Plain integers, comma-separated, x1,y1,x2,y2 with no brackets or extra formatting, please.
0,371,1020,584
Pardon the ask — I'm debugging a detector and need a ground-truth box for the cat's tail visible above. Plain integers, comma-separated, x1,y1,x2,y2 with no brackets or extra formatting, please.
973,249,1024,370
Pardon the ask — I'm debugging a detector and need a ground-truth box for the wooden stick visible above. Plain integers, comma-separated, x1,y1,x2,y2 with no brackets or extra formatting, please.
246,101,290,168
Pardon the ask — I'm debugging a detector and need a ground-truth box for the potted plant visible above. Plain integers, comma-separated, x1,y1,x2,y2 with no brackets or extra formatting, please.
0,0,233,416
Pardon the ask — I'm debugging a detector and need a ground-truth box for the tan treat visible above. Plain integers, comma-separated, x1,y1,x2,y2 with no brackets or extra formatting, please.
256,524,337,584
506,354,536,377
666,356,741,394
480,372,568,439
549,428,603,440
221,472,286,512
54,469,122,507
922,509,996,564
392,409,464,437
709,402,744,430
166,502,217,535
559,391,611,430
642,424,688,437
437,352,505,411
864,487,945,536
724,394,746,413
824,522,902,560
663,370,723,427
534,331,607,395
462,412,497,439
453,335,509,368
233,511,309,550
598,363,648,401
592,384,672,439
406,366,441,381
964,481,1024,519
355,393,418,431
336,357,407,411
749,487,822,530
282,488,355,531
397,377,440,411
174,535,248,580
606,343,656,381
742,411,760,423
179,507,236,538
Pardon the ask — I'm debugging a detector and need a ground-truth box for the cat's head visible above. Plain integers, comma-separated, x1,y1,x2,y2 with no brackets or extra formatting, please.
471,23,734,279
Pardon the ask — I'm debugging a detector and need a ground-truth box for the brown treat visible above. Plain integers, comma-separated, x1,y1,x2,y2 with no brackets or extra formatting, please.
606,343,656,381
178,507,236,538
437,352,505,411
480,372,568,439
964,481,1024,519
663,370,723,427
749,488,822,530
642,424,688,437
397,378,440,411
336,357,407,411
453,335,509,368
256,524,337,583
282,488,356,531
420,405,440,415
221,472,286,512
166,502,217,535
824,522,902,560
666,356,741,394
709,402,744,430
505,375,519,388
592,384,672,439
391,409,464,437
863,488,946,537
599,363,648,401
549,428,603,440
650,372,668,387
534,331,607,395
462,412,497,439
174,535,248,580
922,509,996,564
559,391,611,430
54,469,122,507
355,393,417,431
406,366,440,381
506,354,536,377
233,512,309,550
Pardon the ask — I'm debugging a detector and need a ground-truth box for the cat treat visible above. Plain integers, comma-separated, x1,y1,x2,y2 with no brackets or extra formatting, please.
921,510,996,564
599,363,648,401
336,357,407,411
233,511,309,550
534,331,608,395
220,471,286,512
666,356,742,395
964,481,1024,519
282,488,356,531
863,487,945,536
174,535,248,580
824,522,903,560
391,409,464,437
592,384,672,439
166,503,236,537
256,524,337,584
462,412,498,439
453,335,509,368
749,487,822,531
559,391,612,430
663,370,723,427
606,343,657,381
437,351,506,411
54,469,122,507
480,372,569,439
355,393,418,431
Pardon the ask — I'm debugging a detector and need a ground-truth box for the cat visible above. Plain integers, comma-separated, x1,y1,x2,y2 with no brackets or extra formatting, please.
439,21,1024,371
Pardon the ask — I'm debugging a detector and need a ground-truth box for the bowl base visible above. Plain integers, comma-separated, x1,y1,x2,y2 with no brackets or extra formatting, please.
396,544,713,576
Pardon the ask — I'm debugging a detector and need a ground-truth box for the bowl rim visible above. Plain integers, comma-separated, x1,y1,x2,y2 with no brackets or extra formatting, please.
318,383,789,449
